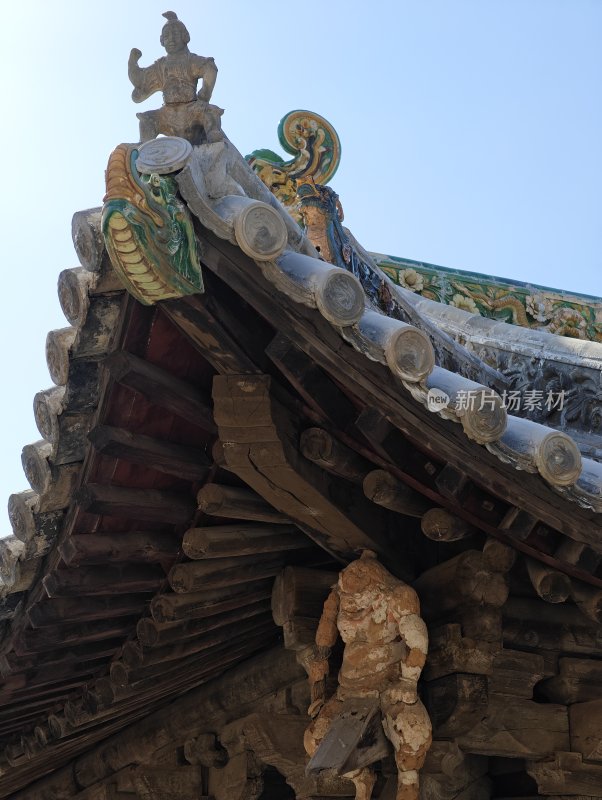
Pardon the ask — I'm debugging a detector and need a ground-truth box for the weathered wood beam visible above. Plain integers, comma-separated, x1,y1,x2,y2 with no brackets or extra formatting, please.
482,537,517,573
150,579,273,623
413,550,508,620
526,558,572,604
213,374,403,568
182,523,305,560
111,619,277,687
571,580,602,624
424,674,489,738
88,426,211,482
135,600,272,652
168,551,314,594
299,428,370,484
75,484,195,525
104,350,216,433
265,334,357,429
421,508,477,542
363,469,431,518
197,484,291,524
43,564,165,597
28,594,149,628
503,597,602,656
539,657,602,704
59,531,181,567
4,639,124,675
12,616,137,657
162,296,257,375
457,692,569,759
527,752,602,796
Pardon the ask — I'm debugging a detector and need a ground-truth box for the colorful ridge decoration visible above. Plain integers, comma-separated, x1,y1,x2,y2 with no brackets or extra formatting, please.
375,254,602,342
102,142,203,306
246,110,341,208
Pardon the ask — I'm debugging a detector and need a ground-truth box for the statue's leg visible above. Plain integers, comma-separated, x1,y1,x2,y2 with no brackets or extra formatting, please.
137,111,159,143
344,767,377,800
381,697,432,800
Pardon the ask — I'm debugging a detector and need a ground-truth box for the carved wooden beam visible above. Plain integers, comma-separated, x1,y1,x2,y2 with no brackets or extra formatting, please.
212,373,403,568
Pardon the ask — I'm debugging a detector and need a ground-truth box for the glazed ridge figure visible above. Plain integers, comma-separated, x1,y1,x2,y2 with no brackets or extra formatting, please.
304,551,432,800
128,11,224,145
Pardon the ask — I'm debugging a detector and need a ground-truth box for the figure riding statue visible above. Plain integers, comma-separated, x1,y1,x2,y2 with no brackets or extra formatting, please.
128,11,224,145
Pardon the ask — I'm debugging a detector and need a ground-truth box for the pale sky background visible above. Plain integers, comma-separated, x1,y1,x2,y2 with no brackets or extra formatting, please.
0,0,600,519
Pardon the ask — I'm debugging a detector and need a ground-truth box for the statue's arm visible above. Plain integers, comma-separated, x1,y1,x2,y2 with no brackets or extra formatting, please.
128,49,162,103
390,584,428,681
192,55,218,102
396,612,428,681
306,588,339,716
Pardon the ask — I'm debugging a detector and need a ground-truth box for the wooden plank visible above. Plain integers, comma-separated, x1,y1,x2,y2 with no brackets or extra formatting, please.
104,350,216,433
88,426,211,482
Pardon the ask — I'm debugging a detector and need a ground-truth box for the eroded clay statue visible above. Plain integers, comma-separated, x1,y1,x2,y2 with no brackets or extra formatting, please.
305,551,432,800
128,11,224,145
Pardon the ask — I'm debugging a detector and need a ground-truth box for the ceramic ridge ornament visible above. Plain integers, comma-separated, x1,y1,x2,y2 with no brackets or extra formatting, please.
136,136,193,175
101,143,203,306
128,11,224,145
246,110,341,208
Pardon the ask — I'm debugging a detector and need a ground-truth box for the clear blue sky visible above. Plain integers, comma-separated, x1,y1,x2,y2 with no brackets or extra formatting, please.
0,0,600,515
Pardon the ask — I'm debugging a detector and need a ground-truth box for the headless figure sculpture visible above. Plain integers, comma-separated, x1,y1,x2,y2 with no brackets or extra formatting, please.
304,551,432,800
